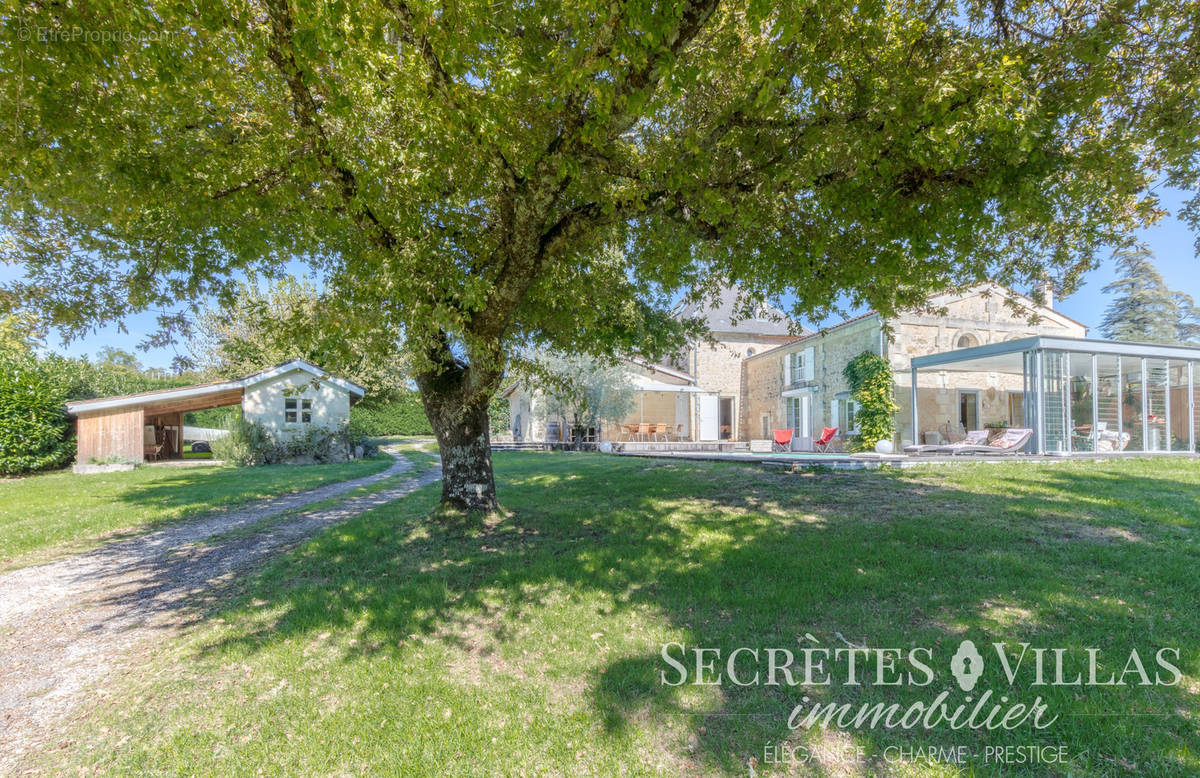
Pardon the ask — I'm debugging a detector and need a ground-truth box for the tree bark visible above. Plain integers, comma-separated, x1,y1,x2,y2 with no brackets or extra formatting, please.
416,357,500,512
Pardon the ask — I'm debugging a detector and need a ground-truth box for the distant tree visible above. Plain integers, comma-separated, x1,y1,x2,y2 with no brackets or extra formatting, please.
190,278,408,397
1100,247,1200,344
95,347,143,372
527,353,636,440
0,313,44,356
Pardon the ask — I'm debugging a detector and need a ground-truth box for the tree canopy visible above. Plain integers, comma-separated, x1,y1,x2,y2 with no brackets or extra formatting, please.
190,277,409,395
2,0,1197,507
1100,246,1200,344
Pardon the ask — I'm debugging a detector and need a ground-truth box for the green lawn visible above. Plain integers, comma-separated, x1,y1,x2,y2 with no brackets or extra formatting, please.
0,456,392,570
43,454,1200,776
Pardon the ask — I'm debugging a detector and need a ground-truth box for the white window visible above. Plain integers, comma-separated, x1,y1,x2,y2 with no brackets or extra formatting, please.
285,397,313,424
787,347,815,384
832,394,859,434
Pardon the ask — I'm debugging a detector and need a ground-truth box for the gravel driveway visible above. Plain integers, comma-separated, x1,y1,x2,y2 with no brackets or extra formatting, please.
0,445,440,773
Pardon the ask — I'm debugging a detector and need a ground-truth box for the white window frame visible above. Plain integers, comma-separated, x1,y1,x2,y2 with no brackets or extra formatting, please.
788,347,815,384
833,393,860,434
285,396,314,424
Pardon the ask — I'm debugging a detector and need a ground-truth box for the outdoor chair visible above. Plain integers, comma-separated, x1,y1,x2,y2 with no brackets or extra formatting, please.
772,429,793,452
813,427,838,453
674,424,684,441
636,422,653,441
654,423,670,442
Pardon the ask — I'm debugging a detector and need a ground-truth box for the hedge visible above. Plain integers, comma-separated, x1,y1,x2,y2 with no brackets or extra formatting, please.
349,391,434,437
349,390,511,438
0,351,75,475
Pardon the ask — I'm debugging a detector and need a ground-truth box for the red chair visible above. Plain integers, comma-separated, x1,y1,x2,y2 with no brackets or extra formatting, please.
772,429,793,452
814,427,838,453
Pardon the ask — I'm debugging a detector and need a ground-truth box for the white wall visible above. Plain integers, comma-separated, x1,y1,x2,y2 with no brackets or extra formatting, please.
242,369,352,438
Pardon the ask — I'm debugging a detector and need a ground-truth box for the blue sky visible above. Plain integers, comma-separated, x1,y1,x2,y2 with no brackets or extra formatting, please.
11,187,1199,370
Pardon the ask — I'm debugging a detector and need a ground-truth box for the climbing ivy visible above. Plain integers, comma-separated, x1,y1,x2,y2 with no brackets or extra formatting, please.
842,352,899,452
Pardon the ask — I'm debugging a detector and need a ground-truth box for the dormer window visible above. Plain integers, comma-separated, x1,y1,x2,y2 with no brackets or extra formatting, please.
285,398,313,423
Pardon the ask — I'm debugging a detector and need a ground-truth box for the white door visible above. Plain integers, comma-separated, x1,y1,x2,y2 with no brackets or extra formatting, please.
699,394,719,441
800,394,812,439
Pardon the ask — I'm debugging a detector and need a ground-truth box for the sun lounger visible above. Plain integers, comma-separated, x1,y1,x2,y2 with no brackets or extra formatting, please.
941,427,1033,455
904,429,988,455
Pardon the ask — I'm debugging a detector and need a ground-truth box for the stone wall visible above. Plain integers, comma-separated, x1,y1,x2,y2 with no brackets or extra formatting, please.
742,315,882,442
684,333,793,439
889,289,1086,444
741,287,1087,447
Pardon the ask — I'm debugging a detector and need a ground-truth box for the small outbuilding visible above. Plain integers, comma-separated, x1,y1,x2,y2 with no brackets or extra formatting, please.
65,359,365,463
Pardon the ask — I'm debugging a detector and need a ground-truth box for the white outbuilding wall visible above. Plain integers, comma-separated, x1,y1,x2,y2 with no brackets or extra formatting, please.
242,368,352,438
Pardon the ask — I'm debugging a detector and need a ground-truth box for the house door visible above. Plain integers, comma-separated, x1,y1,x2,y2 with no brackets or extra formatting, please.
959,390,979,431
1008,392,1024,427
718,397,734,440
699,394,719,441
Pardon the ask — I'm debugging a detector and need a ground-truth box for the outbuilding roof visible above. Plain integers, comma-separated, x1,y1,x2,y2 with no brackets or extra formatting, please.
65,359,366,415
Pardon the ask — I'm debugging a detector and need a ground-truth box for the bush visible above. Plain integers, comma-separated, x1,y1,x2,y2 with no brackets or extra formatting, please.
0,351,76,475
210,416,277,466
186,405,241,429
212,416,366,466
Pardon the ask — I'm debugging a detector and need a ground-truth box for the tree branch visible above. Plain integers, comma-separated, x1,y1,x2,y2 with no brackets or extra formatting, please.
262,0,400,252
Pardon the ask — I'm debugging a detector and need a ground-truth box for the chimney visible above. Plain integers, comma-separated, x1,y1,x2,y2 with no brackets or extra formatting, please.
1038,281,1054,310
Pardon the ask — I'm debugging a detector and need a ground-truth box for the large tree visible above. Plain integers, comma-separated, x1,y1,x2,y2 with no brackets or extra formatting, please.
2,0,1197,509
1100,246,1200,344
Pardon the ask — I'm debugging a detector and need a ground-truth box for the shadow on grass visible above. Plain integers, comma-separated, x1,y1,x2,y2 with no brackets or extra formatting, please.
180,454,1200,774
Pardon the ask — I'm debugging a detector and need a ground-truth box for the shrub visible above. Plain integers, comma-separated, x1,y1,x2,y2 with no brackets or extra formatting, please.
210,416,277,466
0,350,76,474
212,416,367,466
842,351,899,452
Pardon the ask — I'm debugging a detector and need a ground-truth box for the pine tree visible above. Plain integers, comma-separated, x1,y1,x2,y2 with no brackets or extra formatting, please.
1100,247,1199,344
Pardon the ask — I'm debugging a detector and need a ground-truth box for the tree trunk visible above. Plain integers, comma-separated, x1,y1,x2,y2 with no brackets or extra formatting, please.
416,362,500,512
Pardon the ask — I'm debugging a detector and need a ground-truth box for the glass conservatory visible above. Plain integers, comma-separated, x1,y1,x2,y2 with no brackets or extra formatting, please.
907,337,1200,455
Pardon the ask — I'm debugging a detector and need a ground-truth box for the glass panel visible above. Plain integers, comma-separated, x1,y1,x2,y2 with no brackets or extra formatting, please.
1146,359,1169,451
1042,351,1069,453
285,398,297,409
1168,361,1190,451
1096,355,1125,452
1122,358,1144,451
1194,362,1200,453
302,399,312,410
1068,353,1095,452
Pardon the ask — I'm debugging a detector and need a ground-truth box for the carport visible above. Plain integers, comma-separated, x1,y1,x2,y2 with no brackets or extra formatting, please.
67,381,245,462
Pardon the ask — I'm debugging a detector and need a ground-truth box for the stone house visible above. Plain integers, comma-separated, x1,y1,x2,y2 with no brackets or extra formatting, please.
741,283,1086,448
505,286,805,442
